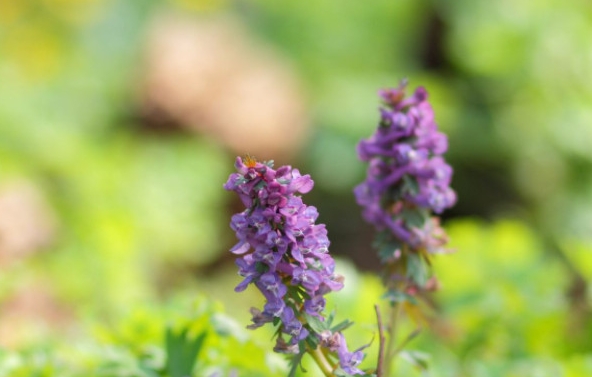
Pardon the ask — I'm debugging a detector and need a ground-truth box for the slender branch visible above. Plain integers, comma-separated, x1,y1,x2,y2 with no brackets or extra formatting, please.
309,347,335,377
375,305,386,377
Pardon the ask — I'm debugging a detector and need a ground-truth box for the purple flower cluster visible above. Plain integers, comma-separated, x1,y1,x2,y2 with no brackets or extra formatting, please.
224,156,364,375
354,82,456,251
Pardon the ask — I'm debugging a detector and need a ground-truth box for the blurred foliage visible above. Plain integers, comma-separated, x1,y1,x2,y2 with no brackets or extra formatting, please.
0,0,591,376
322,219,592,377
0,296,283,376
1,220,591,376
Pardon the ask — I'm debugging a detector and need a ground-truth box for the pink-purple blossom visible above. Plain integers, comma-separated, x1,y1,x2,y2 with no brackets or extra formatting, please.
225,156,365,374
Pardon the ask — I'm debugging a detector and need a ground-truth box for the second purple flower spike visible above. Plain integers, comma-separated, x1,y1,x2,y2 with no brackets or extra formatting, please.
355,81,456,297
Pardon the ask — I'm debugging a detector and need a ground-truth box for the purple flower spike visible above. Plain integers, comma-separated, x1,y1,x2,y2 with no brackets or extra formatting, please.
225,155,364,373
355,82,456,255
355,81,456,301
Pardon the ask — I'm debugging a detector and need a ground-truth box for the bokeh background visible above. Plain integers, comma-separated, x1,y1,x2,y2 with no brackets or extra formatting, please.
1,0,591,376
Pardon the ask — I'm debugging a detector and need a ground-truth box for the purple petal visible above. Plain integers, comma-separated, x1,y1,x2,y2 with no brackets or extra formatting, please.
230,241,251,255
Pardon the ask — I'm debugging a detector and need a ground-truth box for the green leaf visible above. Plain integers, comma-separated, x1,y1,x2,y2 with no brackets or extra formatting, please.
406,253,428,286
382,290,416,305
254,180,268,191
255,262,269,274
305,333,320,349
401,175,420,196
326,311,335,328
400,208,428,229
303,312,328,334
375,240,403,263
287,348,307,377
330,319,354,333
399,350,430,371
165,326,208,377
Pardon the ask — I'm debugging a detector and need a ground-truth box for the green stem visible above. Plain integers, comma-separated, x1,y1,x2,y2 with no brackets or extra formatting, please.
375,305,386,377
384,302,401,377
321,346,338,367
309,347,335,377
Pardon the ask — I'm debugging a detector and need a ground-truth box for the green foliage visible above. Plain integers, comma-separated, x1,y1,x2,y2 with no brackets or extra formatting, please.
165,327,207,377
1,215,590,376
318,219,592,377
0,297,286,377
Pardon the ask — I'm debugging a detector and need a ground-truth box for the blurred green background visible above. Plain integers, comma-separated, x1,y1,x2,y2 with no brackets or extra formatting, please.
0,0,591,376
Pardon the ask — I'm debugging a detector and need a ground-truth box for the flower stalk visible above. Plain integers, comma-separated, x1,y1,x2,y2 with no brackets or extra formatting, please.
310,347,335,377
384,302,401,376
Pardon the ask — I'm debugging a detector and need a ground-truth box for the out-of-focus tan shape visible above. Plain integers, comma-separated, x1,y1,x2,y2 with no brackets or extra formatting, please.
0,181,57,266
0,284,72,348
141,13,310,161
